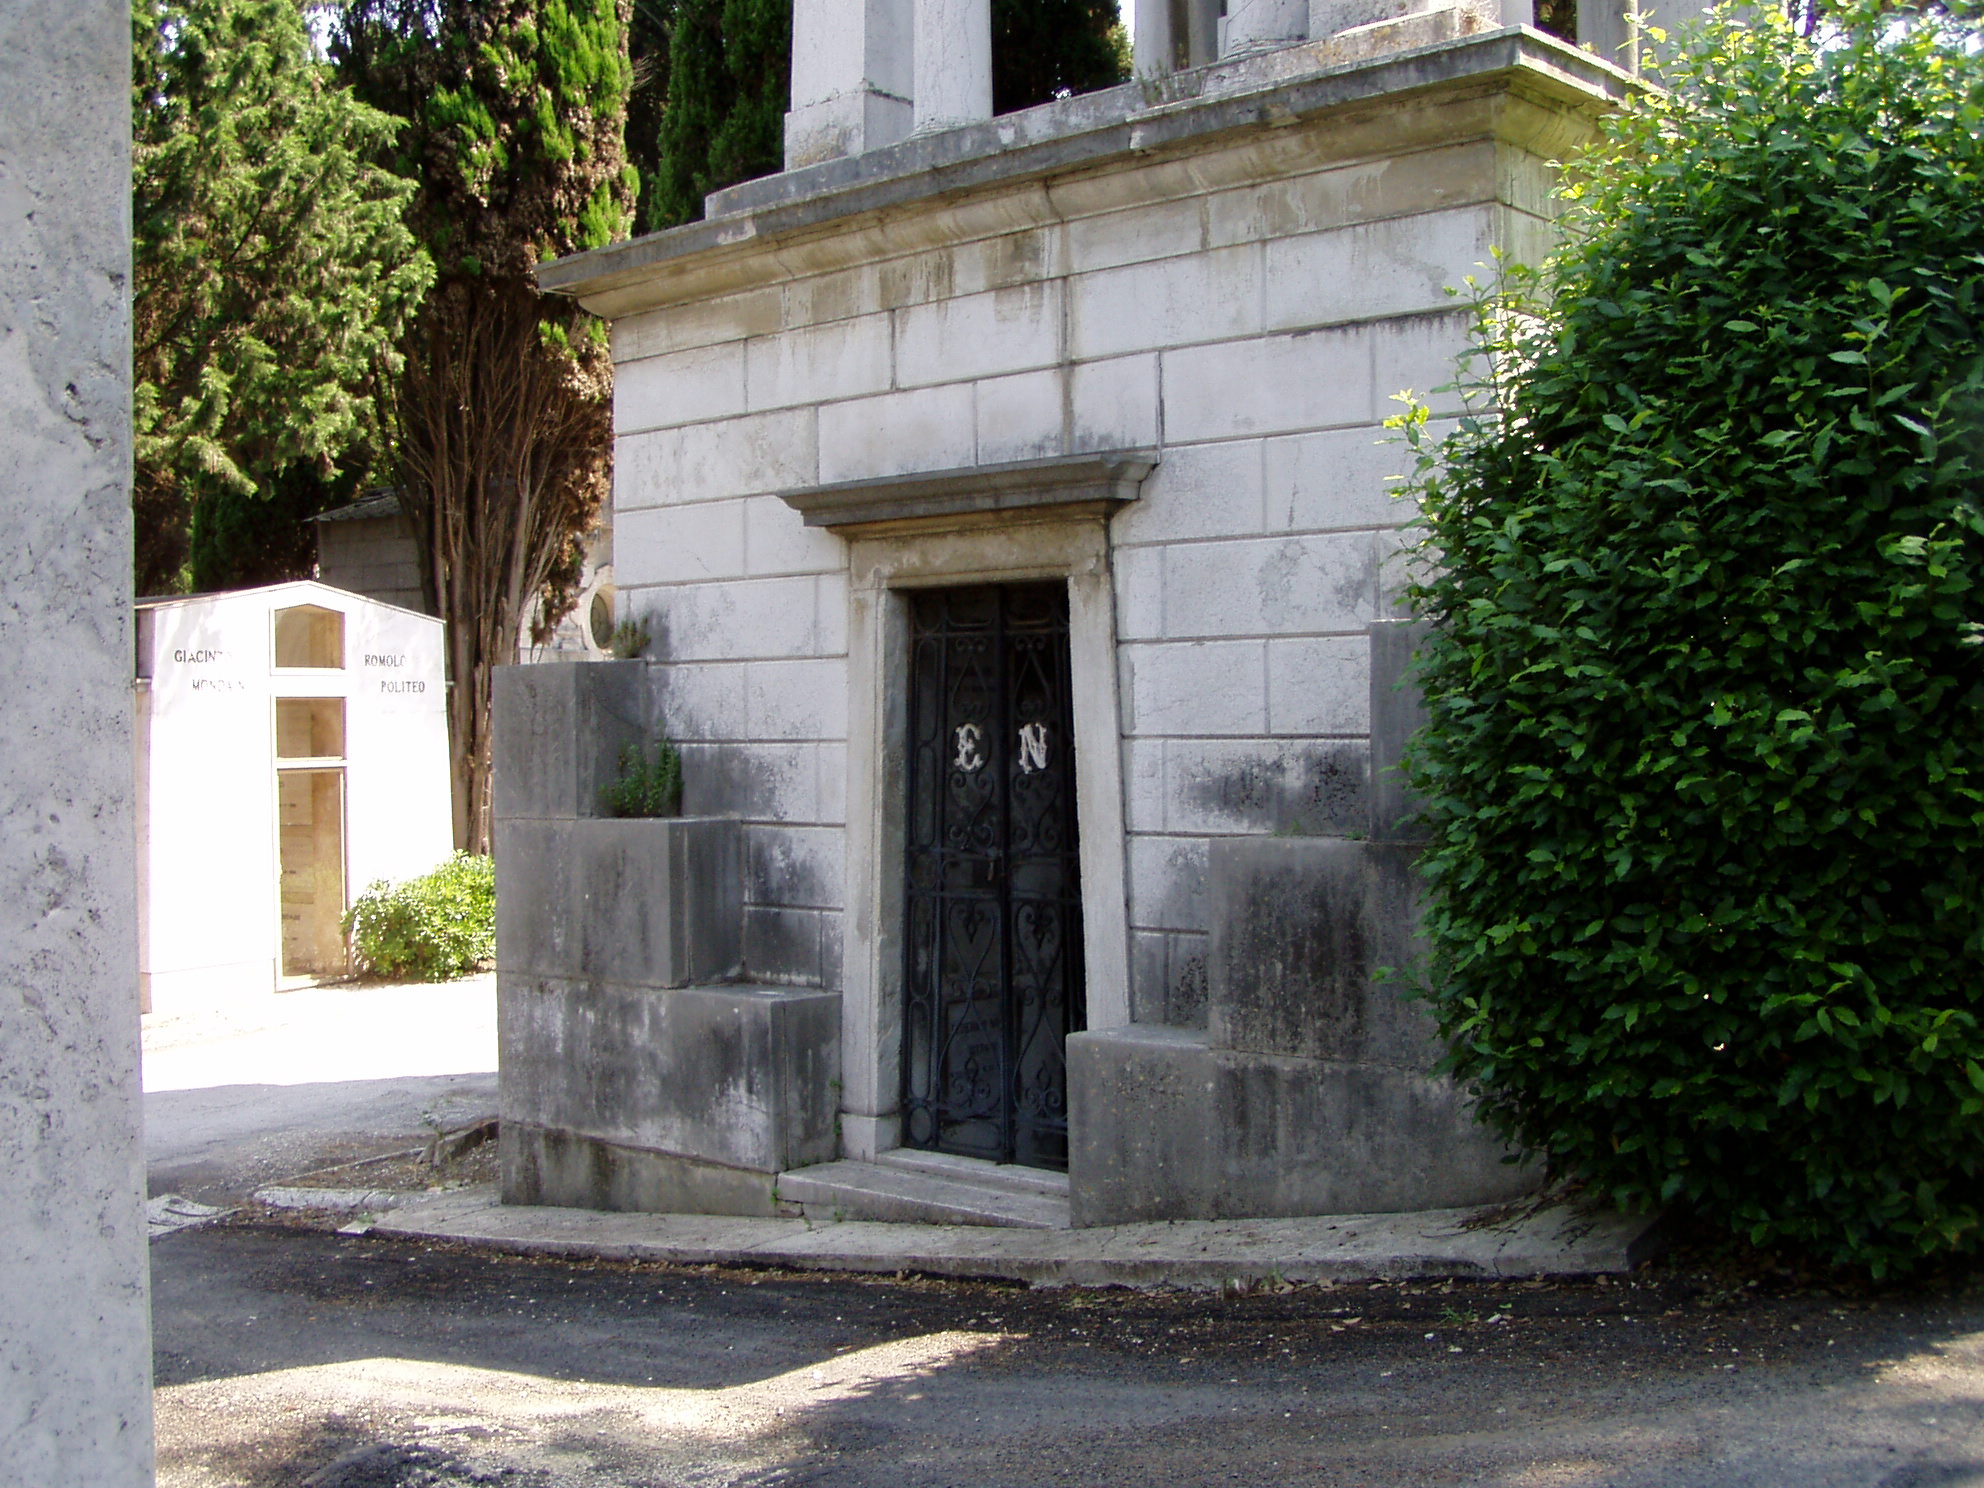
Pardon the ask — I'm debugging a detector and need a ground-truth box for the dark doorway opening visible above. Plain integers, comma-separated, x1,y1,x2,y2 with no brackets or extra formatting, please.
901,582,1085,1171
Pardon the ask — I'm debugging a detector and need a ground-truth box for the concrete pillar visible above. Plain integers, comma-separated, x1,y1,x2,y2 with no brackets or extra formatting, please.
0,0,154,1482
912,0,992,133
1221,0,1308,57
1137,0,1223,73
786,0,916,167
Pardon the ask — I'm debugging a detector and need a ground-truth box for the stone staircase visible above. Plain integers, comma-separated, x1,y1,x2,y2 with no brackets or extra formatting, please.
777,1149,1071,1229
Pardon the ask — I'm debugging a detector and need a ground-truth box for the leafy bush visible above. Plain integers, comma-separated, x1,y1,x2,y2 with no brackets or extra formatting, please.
1393,2,1984,1272
343,852,496,982
601,733,683,818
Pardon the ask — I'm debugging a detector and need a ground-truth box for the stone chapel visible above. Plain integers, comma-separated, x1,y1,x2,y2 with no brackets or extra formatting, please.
493,0,1699,1225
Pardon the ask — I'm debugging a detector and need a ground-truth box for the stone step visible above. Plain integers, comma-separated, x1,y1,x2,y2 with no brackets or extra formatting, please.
776,1155,1072,1229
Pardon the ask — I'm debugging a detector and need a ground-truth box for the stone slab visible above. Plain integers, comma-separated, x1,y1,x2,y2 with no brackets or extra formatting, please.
373,1183,1665,1289
500,1122,791,1218
496,816,742,988
1,1,154,1479
777,1159,1071,1229
500,982,842,1182
1068,1023,1534,1226
1370,617,1432,842
1206,835,1436,1066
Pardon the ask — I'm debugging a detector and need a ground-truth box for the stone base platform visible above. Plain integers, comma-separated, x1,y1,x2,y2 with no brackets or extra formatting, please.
779,1150,1072,1229
370,1184,1665,1290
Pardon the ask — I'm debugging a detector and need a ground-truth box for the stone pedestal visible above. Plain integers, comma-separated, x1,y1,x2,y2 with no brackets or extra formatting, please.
785,0,914,167
494,662,842,1216
1070,837,1535,1225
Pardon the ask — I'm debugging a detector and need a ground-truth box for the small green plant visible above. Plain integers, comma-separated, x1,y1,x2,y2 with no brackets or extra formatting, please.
601,733,683,818
343,852,496,982
609,615,650,660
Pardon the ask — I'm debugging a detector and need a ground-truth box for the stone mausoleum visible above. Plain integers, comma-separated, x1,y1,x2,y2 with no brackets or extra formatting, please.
497,0,1696,1226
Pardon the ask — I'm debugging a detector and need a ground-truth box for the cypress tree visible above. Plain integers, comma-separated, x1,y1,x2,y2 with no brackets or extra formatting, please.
991,0,1126,115
335,0,637,849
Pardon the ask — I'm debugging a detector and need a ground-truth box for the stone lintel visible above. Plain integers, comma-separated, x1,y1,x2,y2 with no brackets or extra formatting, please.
777,451,1157,533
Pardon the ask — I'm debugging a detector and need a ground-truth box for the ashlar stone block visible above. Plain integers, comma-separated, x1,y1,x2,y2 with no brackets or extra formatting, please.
493,660,647,822
501,979,842,1214
1206,835,1431,1066
1069,1027,1533,1224
496,816,743,988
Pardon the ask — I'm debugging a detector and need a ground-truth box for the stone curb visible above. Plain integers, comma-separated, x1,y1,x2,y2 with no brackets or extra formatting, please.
368,1186,1664,1290
255,1186,412,1215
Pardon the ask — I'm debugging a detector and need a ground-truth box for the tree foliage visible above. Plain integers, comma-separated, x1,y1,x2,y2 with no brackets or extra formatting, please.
335,0,636,851
641,0,788,228
990,0,1126,116
1394,1,1984,1273
131,0,431,595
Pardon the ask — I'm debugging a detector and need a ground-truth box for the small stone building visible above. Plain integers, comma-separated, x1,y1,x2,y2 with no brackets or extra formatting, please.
136,581,451,1013
497,0,1697,1224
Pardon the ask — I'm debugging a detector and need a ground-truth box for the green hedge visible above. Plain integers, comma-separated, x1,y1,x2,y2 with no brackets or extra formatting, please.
343,852,496,982
1394,2,1984,1272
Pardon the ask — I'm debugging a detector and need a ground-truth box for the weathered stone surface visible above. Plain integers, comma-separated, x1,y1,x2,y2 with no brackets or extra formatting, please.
1370,617,1432,843
1067,1026,1216,1225
492,660,647,822
500,980,842,1212
1206,836,1434,1066
502,1122,787,1217
382,1183,1666,1286
496,818,743,988
1069,1026,1532,1225
0,2,154,1478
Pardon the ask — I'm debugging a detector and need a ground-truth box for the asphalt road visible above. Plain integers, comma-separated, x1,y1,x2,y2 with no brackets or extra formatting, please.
143,976,499,1203
142,976,1984,1487
152,1220,1984,1488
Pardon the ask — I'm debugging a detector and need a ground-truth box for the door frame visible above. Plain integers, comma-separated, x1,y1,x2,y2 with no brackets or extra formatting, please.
838,513,1132,1161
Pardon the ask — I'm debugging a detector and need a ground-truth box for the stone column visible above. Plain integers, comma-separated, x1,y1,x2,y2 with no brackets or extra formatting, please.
786,0,916,167
1221,0,1308,56
0,0,154,1482
1141,0,1220,72
912,0,993,133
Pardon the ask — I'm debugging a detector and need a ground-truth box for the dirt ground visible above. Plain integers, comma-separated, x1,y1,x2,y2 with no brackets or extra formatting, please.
151,1217,1984,1488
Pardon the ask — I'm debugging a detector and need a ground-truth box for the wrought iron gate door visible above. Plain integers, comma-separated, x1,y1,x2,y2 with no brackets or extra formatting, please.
902,583,1084,1170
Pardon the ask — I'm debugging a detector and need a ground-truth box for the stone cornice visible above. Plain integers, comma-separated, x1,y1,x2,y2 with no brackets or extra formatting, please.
538,28,1632,320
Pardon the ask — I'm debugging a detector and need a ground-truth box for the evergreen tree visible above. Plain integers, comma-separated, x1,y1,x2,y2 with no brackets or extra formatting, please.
186,463,362,594
131,0,431,595
335,0,637,851
628,0,681,235
645,0,787,228
990,0,1125,115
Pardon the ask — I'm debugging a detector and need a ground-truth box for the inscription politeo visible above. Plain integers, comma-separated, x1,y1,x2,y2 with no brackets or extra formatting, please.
380,679,426,694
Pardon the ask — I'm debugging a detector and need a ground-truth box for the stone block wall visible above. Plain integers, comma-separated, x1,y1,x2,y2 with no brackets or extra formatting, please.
602,48,1570,1025
316,512,428,615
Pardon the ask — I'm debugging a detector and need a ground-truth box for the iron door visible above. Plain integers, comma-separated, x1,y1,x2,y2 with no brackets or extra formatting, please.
901,582,1084,1170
